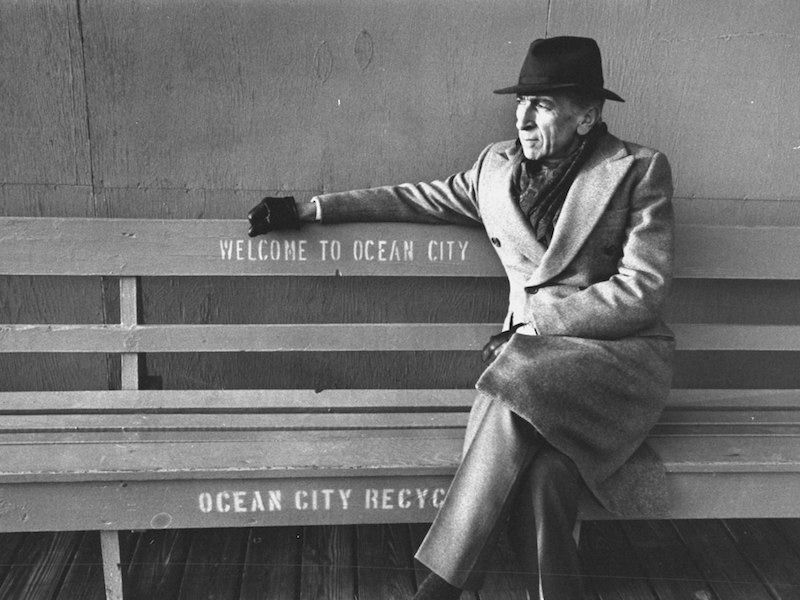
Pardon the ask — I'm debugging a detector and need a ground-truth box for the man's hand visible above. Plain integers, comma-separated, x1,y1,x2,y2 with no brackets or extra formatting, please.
481,323,524,363
247,196,301,237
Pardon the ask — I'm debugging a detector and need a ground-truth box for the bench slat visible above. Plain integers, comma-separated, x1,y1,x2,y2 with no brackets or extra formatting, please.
3,323,799,352
1,217,798,279
1,431,799,485
1,389,798,413
0,412,468,432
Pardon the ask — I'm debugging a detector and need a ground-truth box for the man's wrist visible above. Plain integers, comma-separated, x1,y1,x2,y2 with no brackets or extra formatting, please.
296,199,320,222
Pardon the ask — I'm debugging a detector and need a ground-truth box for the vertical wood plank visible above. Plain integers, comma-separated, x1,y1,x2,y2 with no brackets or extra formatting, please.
0,531,82,600
175,529,247,600
239,527,302,600
123,530,191,600
119,276,139,391
299,525,356,600
100,531,123,600
55,531,105,600
355,524,416,600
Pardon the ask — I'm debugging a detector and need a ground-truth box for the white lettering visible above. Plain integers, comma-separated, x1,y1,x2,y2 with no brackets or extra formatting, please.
235,240,244,260
251,491,266,512
416,488,429,509
199,493,213,513
458,240,469,261
382,488,394,510
365,488,379,509
339,488,351,510
268,490,282,511
220,240,233,260
295,490,308,510
432,488,447,508
398,489,412,509
233,490,247,512
216,491,232,513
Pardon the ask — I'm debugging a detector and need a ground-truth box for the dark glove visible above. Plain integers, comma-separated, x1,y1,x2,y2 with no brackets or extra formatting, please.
247,196,301,237
481,323,523,363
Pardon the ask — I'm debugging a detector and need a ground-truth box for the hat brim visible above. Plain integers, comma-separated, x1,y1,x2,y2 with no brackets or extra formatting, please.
493,82,625,103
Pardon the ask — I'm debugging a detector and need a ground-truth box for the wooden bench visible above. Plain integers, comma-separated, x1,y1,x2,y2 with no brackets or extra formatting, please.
1,215,799,599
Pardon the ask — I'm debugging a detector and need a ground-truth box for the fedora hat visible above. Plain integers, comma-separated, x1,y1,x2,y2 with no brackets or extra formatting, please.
494,36,624,102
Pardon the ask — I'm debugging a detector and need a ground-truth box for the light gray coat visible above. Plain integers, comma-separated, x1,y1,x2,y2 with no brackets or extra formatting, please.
318,131,675,515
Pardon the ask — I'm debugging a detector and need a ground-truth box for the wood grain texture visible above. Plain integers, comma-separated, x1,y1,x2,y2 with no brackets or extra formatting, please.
123,530,190,600
2,218,799,279
299,525,356,600
52,531,105,600
0,532,82,600
239,527,302,600
77,0,544,193
175,529,247,600
0,0,90,186
355,524,416,600
619,521,716,600
547,0,800,202
671,520,773,600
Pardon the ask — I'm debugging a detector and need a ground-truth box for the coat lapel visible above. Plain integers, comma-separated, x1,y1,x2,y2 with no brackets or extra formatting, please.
489,143,548,264
526,134,633,287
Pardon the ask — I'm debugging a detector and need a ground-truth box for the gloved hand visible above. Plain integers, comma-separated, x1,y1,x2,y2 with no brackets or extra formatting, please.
481,323,524,363
247,196,301,237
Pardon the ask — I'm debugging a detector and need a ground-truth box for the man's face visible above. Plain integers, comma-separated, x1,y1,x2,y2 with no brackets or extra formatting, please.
515,94,586,161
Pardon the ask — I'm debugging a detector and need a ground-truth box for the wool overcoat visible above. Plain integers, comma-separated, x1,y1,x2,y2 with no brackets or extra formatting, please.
317,131,675,516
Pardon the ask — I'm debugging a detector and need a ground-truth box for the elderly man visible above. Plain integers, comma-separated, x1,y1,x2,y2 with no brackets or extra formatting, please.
249,36,674,600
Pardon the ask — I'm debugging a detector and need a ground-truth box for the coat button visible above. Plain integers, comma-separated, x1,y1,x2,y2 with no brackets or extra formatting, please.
490,237,501,247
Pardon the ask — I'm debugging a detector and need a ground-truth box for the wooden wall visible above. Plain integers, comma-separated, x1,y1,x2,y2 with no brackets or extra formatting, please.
2,0,799,390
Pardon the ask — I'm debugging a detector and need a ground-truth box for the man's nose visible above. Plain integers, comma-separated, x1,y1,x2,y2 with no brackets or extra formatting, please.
516,105,535,130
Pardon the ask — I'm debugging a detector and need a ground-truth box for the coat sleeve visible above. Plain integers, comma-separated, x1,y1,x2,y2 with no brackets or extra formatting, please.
523,151,675,339
314,147,491,227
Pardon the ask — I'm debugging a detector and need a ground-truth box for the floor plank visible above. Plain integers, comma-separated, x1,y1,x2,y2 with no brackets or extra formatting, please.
0,531,82,600
2,520,800,599
620,520,718,600
175,529,247,600
298,525,356,600
124,529,191,600
723,519,800,600
671,520,773,600
239,526,302,600
54,532,105,600
356,523,417,600
579,520,656,600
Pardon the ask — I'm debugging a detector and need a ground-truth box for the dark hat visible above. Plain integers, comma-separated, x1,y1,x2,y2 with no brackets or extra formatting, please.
494,36,624,102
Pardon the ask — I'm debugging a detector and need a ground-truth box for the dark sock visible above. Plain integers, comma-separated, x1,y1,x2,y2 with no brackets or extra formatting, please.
413,572,462,600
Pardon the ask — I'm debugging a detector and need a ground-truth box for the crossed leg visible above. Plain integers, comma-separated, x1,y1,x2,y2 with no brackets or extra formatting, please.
414,395,584,599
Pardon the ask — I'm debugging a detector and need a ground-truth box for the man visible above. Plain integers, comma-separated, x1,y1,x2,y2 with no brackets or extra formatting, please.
249,36,674,599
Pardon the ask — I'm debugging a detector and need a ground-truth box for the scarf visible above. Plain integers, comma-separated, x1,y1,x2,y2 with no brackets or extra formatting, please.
514,122,608,246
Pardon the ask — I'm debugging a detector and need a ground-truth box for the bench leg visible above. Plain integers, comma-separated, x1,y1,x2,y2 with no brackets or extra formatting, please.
100,530,124,600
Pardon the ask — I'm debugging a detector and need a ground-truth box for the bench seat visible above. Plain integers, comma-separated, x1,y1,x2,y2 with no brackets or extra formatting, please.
1,216,799,598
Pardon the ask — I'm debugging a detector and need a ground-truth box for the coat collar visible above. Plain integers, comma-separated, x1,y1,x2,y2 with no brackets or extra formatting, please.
494,133,634,287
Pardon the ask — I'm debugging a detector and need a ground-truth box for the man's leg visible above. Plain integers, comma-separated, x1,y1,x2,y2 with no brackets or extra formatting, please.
415,396,544,591
509,445,584,600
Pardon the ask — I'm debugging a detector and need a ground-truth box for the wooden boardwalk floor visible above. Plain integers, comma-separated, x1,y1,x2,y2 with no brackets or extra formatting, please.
3,520,800,599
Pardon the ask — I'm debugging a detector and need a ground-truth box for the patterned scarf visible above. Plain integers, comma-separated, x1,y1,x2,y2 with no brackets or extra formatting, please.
514,122,608,246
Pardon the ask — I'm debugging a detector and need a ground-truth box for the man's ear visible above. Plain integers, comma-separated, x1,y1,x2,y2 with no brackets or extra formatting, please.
576,107,600,136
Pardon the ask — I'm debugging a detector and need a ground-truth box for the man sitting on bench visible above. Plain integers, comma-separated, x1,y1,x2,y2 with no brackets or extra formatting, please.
248,35,675,600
